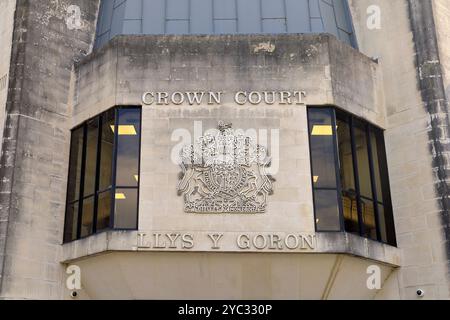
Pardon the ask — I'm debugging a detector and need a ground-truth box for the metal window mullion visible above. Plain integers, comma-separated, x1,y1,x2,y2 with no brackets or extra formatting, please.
136,108,142,230
366,126,382,241
235,0,239,33
76,123,88,240
211,0,215,34
349,116,365,237
63,132,76,243
331,109,345,231
306,108,320,232
317,0,326,31
307,0,312,32
378,130,397,246
314,187,339,191
110,108,119,229
98,187,112,194
140,0,144,34
164,0,168,33
188,0,191,33
92,116,103,234
342,0,359,49
259,0,263,32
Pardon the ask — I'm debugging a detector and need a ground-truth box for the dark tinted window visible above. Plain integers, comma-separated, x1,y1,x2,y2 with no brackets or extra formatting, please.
83,119,99,197
116,109,141,187
99,110,115,191
336,115,359,234
66,127,84,203
63,107,141,243
308,107,396,246
308,108,341,231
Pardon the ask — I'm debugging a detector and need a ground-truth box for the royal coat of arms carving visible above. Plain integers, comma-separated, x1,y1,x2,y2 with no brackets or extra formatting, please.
177,121,273,214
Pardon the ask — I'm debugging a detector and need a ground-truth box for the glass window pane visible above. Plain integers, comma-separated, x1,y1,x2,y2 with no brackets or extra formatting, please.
114,188,138,229
370,129,384,202
353,120,373,199
67,127,84,202
314,189,341,231
342,193,359,234
361,197,377,240
80,196,94,237
116,108,141,187
370,128,397,245
377,204,388,243
99,110,115,191
370,129,390,203
377,202,397,245
97,190,112,232
308,108,338,189
337,117,355,191
83,118,99,196
337,116,359,234
63,202,79,243
381,203,397,246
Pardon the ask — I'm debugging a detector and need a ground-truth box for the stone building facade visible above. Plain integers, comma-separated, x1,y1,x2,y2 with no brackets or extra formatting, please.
0,0,449,299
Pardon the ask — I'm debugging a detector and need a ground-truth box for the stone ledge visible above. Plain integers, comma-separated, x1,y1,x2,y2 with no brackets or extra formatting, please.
61,230,401,267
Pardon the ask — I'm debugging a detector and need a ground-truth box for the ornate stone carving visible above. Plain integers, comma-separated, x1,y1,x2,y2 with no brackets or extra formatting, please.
177,121,273,214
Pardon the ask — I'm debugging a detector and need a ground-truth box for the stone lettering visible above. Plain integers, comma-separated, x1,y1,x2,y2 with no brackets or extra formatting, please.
208,233,224,249
142,90,307,105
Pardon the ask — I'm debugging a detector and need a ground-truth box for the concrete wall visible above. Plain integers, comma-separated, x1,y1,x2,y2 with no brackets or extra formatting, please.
434,0,450,99
70,252,395,300
72,34,385,237
62,33,401,299
0,0,101,299
0,0,16,158
348,0,450,299
1,0,449,299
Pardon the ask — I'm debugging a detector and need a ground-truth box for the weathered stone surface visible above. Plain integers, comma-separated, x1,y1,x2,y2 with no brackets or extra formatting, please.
0,0,101,299
1,0,450,300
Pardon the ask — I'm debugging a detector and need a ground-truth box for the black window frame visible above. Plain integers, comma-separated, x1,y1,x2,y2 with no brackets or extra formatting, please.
307,106,397,246
63,106,142,243
307,107,345,232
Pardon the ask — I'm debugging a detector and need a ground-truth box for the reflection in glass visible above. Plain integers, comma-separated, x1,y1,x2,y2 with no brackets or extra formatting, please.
63,107,144,242
114,188,138,229
370,129,396,245
337,116,359,234
83,119,99,197
314,190,341,231
377,204,387,243
63,202,79,242
308,108,341,232
67,127,84,202
353,121,372,199
370,129,384,201
307,107,397,246
99,110,115,191
96,190,111,231
360,198,376,239
308,109,337,189
80,196,94,237
116,109,140,187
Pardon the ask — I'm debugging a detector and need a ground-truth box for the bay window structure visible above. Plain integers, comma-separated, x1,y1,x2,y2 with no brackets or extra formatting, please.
307,107,396,246
63,107,141,243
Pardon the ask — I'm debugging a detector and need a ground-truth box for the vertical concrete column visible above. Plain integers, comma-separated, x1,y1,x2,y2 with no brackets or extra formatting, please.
409,0,450,275
0,0,100,299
